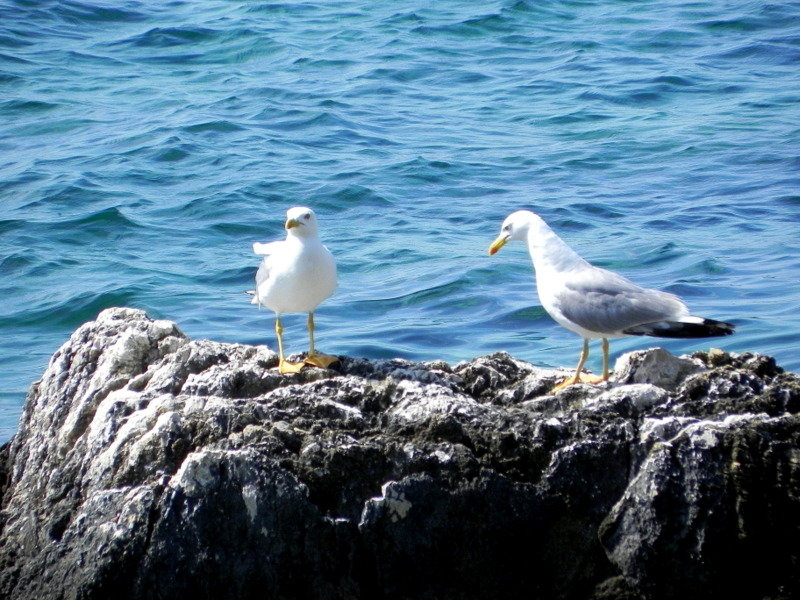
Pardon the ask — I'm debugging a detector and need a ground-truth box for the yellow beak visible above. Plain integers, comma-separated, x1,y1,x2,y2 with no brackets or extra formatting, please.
285,218,301,229
488,234,509,255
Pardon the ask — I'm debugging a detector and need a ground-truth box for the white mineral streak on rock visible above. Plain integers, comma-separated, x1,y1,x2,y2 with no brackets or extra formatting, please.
586,383,669,411
387,380,489,425
171,450,220,498
359,481,413,529
242,484,259,522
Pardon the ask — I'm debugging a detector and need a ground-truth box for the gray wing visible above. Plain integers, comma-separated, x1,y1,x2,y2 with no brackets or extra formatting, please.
554,266,687,334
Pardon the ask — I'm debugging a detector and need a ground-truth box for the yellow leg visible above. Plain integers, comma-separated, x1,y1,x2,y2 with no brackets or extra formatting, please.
304,312,338,368
276,316,304,374
552,338,607,391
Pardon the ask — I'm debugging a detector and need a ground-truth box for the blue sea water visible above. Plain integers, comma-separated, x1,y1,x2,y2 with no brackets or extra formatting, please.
1,0,799,442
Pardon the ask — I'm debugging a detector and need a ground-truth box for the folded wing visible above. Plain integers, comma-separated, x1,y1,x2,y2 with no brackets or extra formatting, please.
555,266,688,335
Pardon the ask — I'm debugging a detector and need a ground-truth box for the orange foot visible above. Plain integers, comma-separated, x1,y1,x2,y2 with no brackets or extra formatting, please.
278,359,306,374
304,352,339,369
552,372,608,392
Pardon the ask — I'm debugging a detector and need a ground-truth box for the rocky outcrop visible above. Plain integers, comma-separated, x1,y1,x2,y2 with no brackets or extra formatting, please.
0,308,798,600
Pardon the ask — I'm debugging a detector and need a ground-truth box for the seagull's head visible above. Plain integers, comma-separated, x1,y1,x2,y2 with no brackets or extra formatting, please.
284,206,318,237
488,210,539,255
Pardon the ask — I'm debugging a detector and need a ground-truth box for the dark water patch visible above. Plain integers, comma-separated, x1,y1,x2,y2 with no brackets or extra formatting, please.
0,34,34,49
325,185,392,208
0,286,143,329
223,41,286,65
52,0,146,24
412,13,514,39
662,282,718,299
776,195,800,207
247,86,319,103
9,118,96,137
539,110,614,126
346,278,468,314
162,194,255,222
243,3,321,16
0,73,22,84
22,183,112,209
255,111,364,134
462,13,515,32
441,185,508,199
0,52,34,65
116,26,221,48
197,266,254,286
485,305,552,332
0,219,26,235
183,120,245,134
698,18,772,33
0,253,35,274
649,75,697,87
63,50,129,68
0,99,60,114
644,219,682,231
152,145,194,163
319,127,398,148
383,11,425,25
449,70,493,84
627,242,683,268
293,57,357,69
0,171,49,196
711,42,800,65
23,257,82,278
734,221,767,233
251,107,307,122
563,156,612,170
210,222,268,237
687,258,729,276
359,66,432,83
329,170,366,181
42,207,145,242
385,157,465,183
568,203,624,219
135,53,204,65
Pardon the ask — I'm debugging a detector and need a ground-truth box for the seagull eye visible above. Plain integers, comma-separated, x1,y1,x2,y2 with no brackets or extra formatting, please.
503,224,511,232
303,214,311,220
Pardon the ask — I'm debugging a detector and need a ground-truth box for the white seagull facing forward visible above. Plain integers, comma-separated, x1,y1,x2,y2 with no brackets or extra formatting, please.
250,206,337,374
488,210,734,390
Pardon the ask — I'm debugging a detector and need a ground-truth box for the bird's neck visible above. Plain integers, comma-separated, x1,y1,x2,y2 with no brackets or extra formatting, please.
526,223,587,273
286,233,318,247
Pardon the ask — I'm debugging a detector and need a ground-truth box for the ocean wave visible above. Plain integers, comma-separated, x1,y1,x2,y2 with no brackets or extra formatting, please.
113,26,221,48
0,99,60,114
52,0,146,24
43,207,146,238
0,285,142,328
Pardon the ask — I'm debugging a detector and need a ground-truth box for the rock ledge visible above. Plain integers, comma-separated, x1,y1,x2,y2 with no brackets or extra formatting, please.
1,308,798,600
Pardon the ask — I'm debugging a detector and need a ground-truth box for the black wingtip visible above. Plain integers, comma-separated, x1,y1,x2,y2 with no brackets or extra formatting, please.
623,318,735,339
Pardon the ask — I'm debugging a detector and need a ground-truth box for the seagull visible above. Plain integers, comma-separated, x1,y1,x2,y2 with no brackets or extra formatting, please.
250,206,338,374
488,210,734,390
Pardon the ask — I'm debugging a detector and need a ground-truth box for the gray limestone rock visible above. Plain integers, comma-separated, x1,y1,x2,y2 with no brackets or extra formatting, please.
0,308,798,600
613,347,703,390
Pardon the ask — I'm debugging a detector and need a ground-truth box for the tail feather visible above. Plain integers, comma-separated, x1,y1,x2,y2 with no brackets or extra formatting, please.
623,318,735,339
